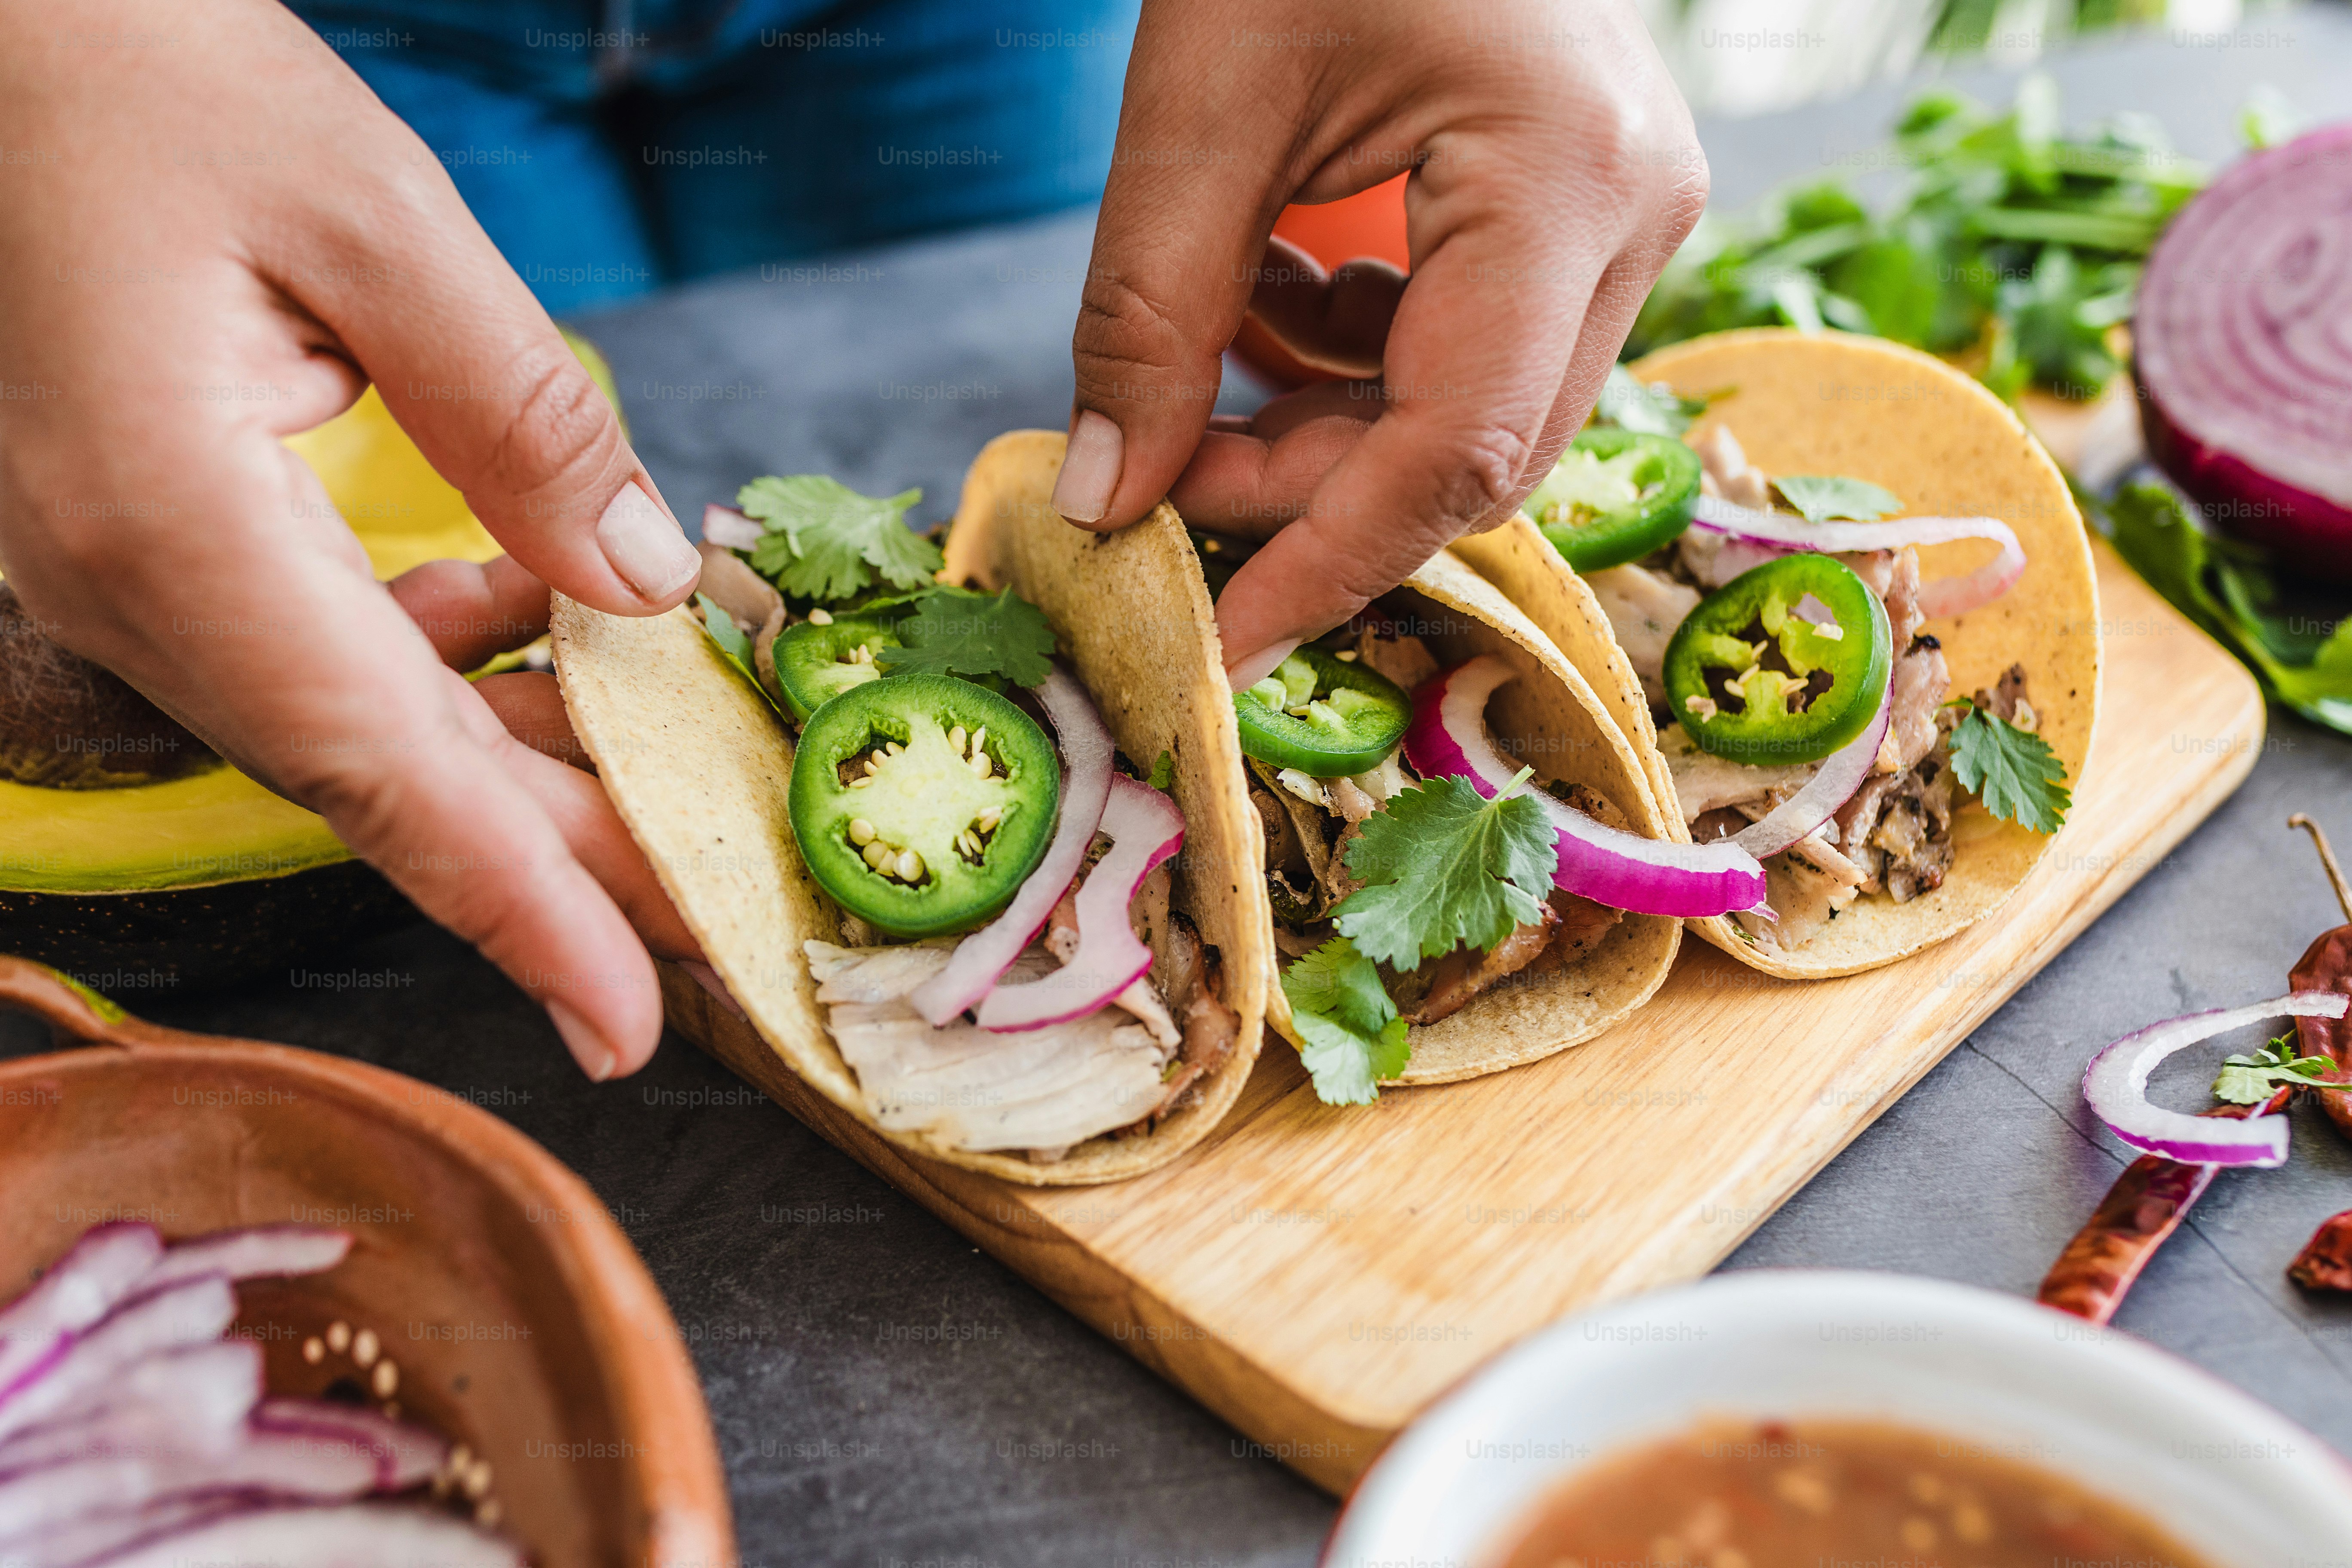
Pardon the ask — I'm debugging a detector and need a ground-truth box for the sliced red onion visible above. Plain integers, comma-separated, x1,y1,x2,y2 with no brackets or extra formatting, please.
254,1399,448,1491
909,665,1114,1026
1691,494,2027,619
0,1275,238,1444
0,1225,162,1406
1730,655,1895,860
2135,122,2352,580
11,1495,246,1568
700,503,764,551
1403,657,1767,919
977,775,1184,1032
67,1503,523,1568
139,1228,350,1292
2082,992,2351,1168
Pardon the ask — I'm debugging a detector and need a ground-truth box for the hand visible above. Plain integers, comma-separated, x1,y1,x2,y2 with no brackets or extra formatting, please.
1055,0,1705,685
0,0,702,1078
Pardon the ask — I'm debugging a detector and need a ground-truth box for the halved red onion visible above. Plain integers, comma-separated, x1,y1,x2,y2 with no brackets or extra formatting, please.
909,666,1115,1026
700,503,764,551
2082,992,2351,1168
0,1224,162,1405
1403,658,1768,919
1691,495,2026,619
2135,122,2352,580
67,1503,524,1568
1730,654,1895,860
977,775,1184,1032
140,1227,351,1292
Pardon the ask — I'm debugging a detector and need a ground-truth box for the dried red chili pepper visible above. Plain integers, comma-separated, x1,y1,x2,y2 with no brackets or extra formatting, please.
2286,815,2352,1137
2037,1088,2293,1325
2288,1211,2352,1292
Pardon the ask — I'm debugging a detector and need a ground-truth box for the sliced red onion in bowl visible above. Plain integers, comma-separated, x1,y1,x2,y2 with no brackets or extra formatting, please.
0,1224,163,1403
0,1274,239,1443
700,503,764,551
978,775,1184,1033
2135,121,2352,580
1691,495,2027,619
1403,657,1768,919
1730,653,1895,861
139,1227,352,1291
909,665,1115,1026
67,1502,525,1568
254,1398,449,1491
2082,992,2351,1168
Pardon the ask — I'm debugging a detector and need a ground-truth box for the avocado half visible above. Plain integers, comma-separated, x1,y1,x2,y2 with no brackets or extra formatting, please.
2,328,624,991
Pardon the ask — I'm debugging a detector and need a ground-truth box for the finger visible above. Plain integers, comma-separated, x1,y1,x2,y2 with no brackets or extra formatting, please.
450,670,701,991
1168,414,1371,542
388,554,550,670
1053,6,1308,530
473,670,594,771
274,126,699,616
1212,157,1669,676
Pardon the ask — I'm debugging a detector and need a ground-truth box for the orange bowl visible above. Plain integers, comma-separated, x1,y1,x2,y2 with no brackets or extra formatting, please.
0,957,732,1567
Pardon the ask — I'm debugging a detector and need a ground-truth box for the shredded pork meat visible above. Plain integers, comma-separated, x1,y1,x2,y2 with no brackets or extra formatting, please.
1586,563,1702,707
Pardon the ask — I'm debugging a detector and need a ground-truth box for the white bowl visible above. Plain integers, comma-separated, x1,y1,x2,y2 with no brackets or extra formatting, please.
1323,1269,2352,1568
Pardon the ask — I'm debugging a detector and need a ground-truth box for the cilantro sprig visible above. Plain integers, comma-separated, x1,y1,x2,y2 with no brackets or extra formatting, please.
2213,1032,2341,1106
1329,769,1557,970
1282,937,1409,1106
1949,707,2070,833
737,475,942,602
1773,475,1902,524
872,585,1055,688
692,593,784,715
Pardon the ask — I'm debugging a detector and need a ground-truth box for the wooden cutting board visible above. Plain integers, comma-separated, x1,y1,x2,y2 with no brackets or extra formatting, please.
658,540,2261,1494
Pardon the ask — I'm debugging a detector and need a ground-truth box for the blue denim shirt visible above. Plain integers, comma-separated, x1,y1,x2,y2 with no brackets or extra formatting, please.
292,0,1137,309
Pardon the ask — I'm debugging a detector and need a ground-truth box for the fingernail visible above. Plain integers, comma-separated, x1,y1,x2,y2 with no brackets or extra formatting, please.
597,479,701,602
1224,637,1302,691
546,998,617,1082
1052,410,1122,525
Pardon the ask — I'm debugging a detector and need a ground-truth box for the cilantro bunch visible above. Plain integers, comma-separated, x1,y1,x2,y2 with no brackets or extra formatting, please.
1282,770,1558,1105
1627,77,2206,401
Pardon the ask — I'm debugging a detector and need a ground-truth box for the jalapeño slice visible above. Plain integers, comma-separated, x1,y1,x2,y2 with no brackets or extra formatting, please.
1663,553,1892,766
787,674,1058,937
1529,427,1702,573
1233,646,1410,777
769,613,905,723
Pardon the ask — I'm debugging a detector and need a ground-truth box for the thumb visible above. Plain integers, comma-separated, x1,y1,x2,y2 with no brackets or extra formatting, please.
284,166,700,616
1053,16,1304,531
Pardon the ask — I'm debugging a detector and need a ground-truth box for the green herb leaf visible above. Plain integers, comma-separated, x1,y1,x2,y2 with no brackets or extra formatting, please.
870,585,1056,687
2098,481,2352,734
2213,1032,2339,1105
1331,770,1556,970
1948,708,2070,833
692,594,782,718
1773,475,1903,524
1147,750,1176,792
1592,365,1708,437
737,475,942,602
1282,937,1410,1106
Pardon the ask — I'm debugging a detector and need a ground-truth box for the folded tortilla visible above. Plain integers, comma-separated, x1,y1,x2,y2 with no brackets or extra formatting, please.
1454,328,2101,979
550,435,1268,1185
945,433,1681,1087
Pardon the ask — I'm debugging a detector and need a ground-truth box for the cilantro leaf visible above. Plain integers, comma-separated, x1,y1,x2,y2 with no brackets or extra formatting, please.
1282,937,1410,1106
1592,365,1708,437
1331,771,1555,970
872,586,1056,687
737,475,941,602
1147,750,1176,792
1949,708,2070,832
692,594,784,718
2213,1032,2339,1106
1773,475,1903,524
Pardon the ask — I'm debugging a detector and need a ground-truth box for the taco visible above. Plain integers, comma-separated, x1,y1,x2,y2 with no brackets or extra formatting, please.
1454,329,2099,978
941,438,1689,1100
551,459,1269,1185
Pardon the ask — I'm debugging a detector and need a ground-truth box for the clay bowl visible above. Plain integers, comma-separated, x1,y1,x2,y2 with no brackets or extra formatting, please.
0,956,733,1568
